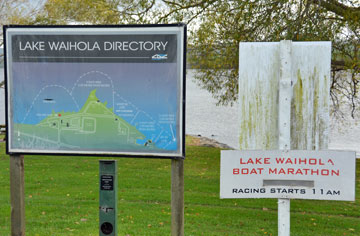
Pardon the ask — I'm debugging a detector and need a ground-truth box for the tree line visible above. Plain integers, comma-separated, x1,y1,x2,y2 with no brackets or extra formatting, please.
1,0,359,116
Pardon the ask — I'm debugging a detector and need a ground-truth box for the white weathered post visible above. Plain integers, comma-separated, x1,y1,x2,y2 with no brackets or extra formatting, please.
278,40,292,236
238,41,331,235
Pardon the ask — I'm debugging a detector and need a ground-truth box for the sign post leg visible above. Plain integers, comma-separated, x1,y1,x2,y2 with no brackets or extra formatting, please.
278,198,290,236
10,155,25,236
278,40,292,236
171,158,184,236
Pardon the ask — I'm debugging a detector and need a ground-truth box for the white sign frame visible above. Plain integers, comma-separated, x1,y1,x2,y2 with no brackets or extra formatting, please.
220,150,356,201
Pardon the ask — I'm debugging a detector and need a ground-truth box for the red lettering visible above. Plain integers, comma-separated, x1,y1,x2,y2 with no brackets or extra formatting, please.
311,169,319,175
321,169,329,176
234,167,267,175
276,158,285,164
240,158,255,164
264,158,270,164
250,168,257,174
269,168,277,174
241,168,249,174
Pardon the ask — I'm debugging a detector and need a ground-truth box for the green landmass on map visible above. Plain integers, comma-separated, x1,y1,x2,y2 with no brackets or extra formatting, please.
12,89,157,151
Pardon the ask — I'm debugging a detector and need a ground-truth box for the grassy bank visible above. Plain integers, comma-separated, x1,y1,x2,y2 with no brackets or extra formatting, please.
0,138,359,235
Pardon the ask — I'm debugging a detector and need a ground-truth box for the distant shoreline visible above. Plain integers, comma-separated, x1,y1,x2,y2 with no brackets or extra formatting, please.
186,134,233,149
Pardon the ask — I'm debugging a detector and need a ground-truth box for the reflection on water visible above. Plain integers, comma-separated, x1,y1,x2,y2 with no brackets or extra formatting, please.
186,70,239,149
185,70,360,157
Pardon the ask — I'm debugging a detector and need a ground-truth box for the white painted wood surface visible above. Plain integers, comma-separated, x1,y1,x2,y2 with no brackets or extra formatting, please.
220,150,356,200
238,41,331,236
278,198,290,236
239,41,331,150
278,40,292,151
290,42,331,150
278,40,292,236
239,42,280,150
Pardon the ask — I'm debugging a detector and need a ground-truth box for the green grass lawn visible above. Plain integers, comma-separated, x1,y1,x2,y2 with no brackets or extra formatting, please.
0,139,359,236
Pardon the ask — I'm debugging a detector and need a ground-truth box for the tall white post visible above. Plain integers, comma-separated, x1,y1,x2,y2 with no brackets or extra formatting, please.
278,40,292,236
239,40,331,235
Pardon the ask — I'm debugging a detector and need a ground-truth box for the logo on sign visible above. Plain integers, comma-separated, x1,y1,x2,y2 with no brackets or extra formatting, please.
152,54,167,60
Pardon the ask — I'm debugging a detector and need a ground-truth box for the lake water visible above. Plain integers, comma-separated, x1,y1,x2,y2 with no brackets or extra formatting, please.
1,68,359,155
0,68,239,148
186,70,360,157
186,70,240,149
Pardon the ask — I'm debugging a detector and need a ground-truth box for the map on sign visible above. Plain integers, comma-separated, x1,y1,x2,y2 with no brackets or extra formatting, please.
5,26,185,157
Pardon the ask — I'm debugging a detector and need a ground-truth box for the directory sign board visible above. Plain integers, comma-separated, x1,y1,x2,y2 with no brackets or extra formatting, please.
220,150,356,201
4,25,186,158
